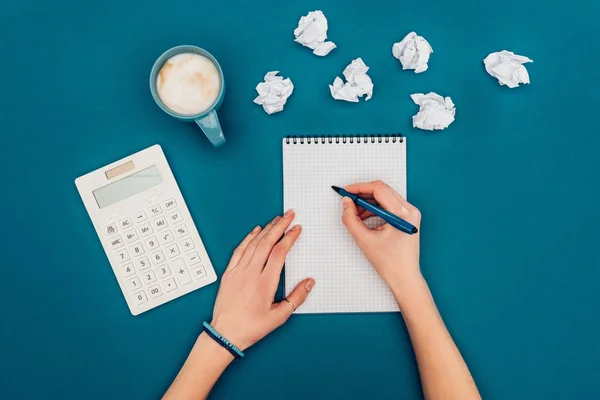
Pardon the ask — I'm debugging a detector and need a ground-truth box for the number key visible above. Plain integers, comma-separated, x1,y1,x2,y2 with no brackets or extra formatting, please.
145,236,159,251
148,285,163,298
151,250,165,265
115,249,130,263
156,264,171,278
119,263,136,277
130,242,145,256
127,277,142,292
142,270,157,285
133,290,148,305
134,256,150,271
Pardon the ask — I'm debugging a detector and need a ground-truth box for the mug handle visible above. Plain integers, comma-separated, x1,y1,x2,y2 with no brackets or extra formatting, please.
195,110,226,148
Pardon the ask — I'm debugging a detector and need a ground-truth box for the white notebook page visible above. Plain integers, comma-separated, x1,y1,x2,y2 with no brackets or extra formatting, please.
283,136,406,314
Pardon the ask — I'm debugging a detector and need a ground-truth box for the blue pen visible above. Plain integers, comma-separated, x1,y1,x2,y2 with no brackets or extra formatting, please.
331,186,418,235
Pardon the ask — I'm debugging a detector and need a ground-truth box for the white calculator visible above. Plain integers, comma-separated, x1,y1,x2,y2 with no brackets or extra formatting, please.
75,144,217,315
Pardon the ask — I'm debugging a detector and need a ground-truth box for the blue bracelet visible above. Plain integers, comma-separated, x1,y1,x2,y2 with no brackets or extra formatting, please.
202,321,245,359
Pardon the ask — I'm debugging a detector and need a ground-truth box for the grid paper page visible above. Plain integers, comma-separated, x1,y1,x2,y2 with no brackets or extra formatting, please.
283,137,406,314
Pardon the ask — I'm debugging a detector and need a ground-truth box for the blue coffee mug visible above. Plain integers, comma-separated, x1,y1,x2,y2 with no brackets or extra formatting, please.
150,45,226,147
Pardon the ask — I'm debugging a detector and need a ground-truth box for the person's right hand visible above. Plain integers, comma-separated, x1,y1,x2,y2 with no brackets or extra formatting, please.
340,180,422,297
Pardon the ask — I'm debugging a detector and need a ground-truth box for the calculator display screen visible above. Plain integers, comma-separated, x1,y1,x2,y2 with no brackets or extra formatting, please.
93,165,163,208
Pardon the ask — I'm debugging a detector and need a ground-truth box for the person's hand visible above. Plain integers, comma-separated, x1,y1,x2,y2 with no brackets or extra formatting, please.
340,180,422,298
209,210,315,351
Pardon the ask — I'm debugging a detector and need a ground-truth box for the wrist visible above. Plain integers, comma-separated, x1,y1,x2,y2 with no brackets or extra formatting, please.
388,272,430,310
194,332,235,367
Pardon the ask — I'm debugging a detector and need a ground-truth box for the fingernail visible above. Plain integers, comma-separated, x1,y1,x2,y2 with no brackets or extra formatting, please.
284,209,294,217
271,216,281,224
305,279,315,292
291,224,302,231
252,225,261,233
342,197,350,208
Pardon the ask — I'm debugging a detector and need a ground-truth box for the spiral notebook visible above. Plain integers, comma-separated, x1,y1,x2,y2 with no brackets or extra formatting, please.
283,135,406,314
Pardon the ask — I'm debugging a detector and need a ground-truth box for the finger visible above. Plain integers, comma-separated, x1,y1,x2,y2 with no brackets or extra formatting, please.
272,278,315,324
341,197,372,240
359,210,375,220
262,224,302,287
236,215,280,269
226,225,262,271
249,209,295,270
345,180,408,216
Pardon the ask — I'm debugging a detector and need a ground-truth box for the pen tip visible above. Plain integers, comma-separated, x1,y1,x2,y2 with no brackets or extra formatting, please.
412,227,418,234
331,185,341,193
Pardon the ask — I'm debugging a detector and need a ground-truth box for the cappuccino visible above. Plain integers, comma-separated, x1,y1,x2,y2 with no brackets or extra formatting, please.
157,53,221,116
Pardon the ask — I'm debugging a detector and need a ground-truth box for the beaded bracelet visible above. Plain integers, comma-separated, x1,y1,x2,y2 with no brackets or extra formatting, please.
202,321,245,359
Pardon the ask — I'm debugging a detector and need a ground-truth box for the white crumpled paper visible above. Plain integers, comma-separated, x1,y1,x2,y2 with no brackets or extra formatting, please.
294,10,336,56
392,32,433,73
329,58,373,102
483,50,533,88
411,92,455,131
253,71,294,115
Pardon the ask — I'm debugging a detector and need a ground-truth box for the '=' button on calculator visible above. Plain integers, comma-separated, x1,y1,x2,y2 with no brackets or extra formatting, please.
75,145,217,315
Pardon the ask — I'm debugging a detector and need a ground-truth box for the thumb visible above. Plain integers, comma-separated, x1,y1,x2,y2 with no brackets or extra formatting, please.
272,278,315,323
341,197,371,241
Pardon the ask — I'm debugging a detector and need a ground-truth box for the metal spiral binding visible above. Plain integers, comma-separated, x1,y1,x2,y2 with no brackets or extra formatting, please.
285,134,403,144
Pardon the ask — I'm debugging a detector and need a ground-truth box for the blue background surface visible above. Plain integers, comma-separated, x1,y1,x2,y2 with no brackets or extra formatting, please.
1,0,599,398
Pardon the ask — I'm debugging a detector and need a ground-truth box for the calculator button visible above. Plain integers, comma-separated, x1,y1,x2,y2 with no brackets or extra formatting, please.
127,277,142,291
191,265,207,280
142,270,157,285
123,229,139,243
109,235,124,250
130,242,145,257
166,243,180,259
133,290,148,305
149,204,162,216
174,224,189,239
153,216,168,231
172,259,192,286
185,251,201,266
161,278,177,293
151,250,165,265
167,210,183,225
133,210,147,223
164,198,177,210
148,285,163,298
139,223,153,237
119,217,133,230
156,264,171,278
119,263,136,277
158,230,174,245
144,236,159,251
134,256,150,271
181,238,195,252
115,249,130,263
104,223,118,236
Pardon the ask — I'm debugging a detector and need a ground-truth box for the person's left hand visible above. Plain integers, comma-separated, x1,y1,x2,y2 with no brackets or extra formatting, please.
209,210,315,351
